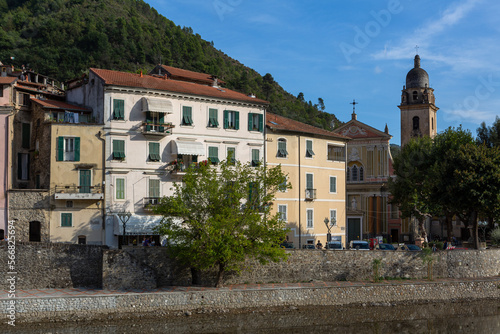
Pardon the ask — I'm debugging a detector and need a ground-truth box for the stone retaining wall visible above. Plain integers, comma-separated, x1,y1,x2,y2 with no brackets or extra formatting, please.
2,279,500,324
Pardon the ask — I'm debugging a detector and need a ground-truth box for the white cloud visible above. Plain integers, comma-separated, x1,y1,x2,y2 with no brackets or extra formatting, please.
374,66,383,74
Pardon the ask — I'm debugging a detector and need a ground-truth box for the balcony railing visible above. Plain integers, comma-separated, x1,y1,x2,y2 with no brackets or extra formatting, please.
143,197,161,210
305,188,316,201
142,122,174,136
54,185,103,200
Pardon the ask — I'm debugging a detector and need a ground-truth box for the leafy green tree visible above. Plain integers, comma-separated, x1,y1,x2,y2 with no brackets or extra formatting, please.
153,159,290,287
477,116,500,148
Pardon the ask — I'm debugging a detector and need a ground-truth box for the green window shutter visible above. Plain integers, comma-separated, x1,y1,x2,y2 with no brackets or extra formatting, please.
22,123,30,149
182,106,192,125
208,146,219,164
149,142,160,161
116,178,125,199
61,213,72,227
209,108,218,127
113,99,124,120
252,149,259,166
306,140,314,157
113,140,125,159
330,176,336,193
149,179,160,198
248,113,254,131
227,147,235,165
74,137,80,161
223,110,229,129
258,114,264,132
235,111,240,130
159,113,165,132
79,170,91,193
57,137,64,161
306,174,313,189
278,140,288,157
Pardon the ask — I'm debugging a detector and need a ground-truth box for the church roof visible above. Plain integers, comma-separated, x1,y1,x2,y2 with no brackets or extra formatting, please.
333,113,392,140
406,55,429,88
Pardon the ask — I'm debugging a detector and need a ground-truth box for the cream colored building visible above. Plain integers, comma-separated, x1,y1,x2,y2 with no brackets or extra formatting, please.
30,99,104,244
67,67,267,248
266,113,349,249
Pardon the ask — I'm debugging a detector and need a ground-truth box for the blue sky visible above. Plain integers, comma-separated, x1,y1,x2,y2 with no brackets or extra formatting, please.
149,0,500,145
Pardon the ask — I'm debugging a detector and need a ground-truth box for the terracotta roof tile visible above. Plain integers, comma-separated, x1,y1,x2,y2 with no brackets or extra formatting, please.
90,68,266,105
31,98,91,112
266,113,350,140
158,65,226,85
0,77,17,84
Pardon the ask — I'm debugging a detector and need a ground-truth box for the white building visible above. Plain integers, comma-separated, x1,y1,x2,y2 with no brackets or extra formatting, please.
67,67,268,248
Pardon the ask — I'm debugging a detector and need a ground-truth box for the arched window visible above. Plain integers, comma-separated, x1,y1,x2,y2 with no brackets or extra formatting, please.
277,138,288,158
413,116,420,130
413,91,418,100
352,165,358,181
359,167,364,181
346,167,350,182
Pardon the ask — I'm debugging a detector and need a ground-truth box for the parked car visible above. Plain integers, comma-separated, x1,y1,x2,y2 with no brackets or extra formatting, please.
280,242,294,249
349,240,370,250
303,244,316,249
400,244,422,251
375,243,396,251
326,241,343,250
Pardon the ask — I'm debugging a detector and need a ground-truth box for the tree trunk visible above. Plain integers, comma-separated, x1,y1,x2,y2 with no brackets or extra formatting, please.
470,211,480,249
191,267,201,285
418,218,428,243
445,213,454,241
215,263,225,288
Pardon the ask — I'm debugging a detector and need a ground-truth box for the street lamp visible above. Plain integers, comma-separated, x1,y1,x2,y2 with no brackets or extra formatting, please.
116,212,131,249
324,217,333,249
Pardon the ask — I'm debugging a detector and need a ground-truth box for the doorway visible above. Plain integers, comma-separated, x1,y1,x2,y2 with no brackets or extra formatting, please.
29,221,41,242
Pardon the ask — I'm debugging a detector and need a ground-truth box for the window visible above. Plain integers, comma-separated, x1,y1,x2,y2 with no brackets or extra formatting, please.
306,173,313,190
279,176,288,192
412,91,418,101
248,113,263,132
22,123,30,149
305,140,314,158
35,174,40,189
413,116,420,130
79,169,91,193
78,236,86,245
182,106,193,125
224,110,239,129
61,213,72,227
148,142,160,162
346,167,350,182
149,179,160,199
227,147,236,165
327,144,345,162
208,146,219,164
359,167,364,181
306,209,313,229
329,176,337,193
66,201,73,208
330,209,337,226
116,178,125,200
278,205,287,222
112,140,125,160
208,108,218,127
352,165,358,181
112,99,124,120
277,139,288,158
145,111,165,132
251,149,260,167
17,153,29,180
57,137,80,162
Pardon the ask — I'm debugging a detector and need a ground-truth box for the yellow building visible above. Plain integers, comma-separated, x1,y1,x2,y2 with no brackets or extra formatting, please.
266,113,349,249
31,99,104,244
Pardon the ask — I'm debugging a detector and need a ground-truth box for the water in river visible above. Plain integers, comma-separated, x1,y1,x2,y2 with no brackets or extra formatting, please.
2,300,500,333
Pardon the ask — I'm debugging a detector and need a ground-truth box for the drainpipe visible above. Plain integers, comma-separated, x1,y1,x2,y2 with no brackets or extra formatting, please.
298,134,301,250
97,130,106,245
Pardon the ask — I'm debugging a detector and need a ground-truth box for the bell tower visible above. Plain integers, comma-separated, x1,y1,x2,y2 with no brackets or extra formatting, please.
398,55,439,146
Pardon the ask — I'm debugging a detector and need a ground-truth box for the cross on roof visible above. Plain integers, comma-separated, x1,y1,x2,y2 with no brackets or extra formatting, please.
350,99,358,113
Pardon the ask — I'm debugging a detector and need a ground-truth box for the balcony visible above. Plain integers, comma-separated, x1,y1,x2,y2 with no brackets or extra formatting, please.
142,122,174,137
143,197,161,211
54,185,103,200
305,188,316,201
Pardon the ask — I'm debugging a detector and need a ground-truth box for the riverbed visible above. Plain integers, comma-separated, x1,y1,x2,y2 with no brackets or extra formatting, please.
3,299,499,333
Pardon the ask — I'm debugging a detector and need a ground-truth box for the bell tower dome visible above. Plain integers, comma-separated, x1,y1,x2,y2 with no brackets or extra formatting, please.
398,55,439,146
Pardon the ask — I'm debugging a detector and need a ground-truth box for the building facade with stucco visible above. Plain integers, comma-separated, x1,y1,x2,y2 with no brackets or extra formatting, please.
67,67,268,248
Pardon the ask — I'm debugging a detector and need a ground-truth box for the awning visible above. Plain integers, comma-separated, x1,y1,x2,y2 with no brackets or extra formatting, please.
141,97,173,113
171,140,205,156
113,215,163,235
